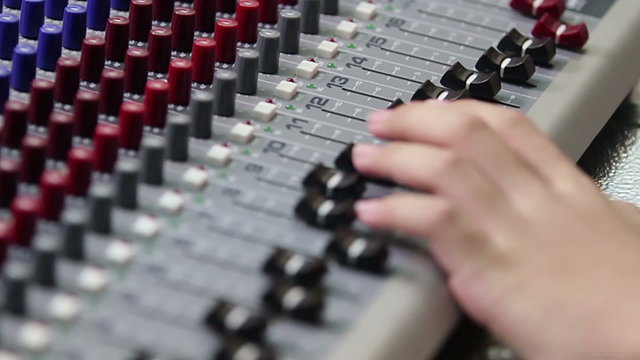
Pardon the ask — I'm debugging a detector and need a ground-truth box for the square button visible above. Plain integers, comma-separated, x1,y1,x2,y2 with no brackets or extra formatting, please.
354,2,377,20
253,101,277,122
275,80,299,100
295,60,320,79
336,20,358,39
231,123,256,144
182,167,208,190
158,191,184,213
207,144,232,166
316,40,339,59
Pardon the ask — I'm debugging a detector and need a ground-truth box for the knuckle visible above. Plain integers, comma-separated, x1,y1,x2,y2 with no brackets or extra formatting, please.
430,200,456,227
433,151,467,179
446,116,487,145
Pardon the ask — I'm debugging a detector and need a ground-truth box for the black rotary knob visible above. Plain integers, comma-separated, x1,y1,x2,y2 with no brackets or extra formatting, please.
216,339,276,360
263,248,327,286
302,164,365,200
327,230,389,273
203,300,268,341
476,47,535,84
441,62,501,101
262,281,324,323
412,80,470,101
498,28,556,65
295,191,356,228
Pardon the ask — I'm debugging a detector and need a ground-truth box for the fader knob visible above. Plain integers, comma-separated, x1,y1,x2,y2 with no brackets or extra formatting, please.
441,62,501,101
278,10,301,54
213,19,238,64
299,0,320,34
62,4,87,51
33,235,60,287
498,28,556,65
475,47,535,84
152,0,174,22
148,27,172,73
191,38,216,84
212,70,237,117
124,48,149,94
295,191,356,228
129,0,152,42
118,102,144,150
99,70,125,116
105,16,130,62
140,137,165,185
10,44,37,92
80,36,106,83
190,92,214,139
3,262,30,315
257,29,280,74
36,24,62,71
54,57,80,104
387,98,404,109
88,183,113,234
0,159,19,208
46,112,74,161
171,8,195,53
303,163,365,200
67,147,94,197
143,80,169,128
20,135,48,184
1,100,29,149
19,0,45,39
334,143,355,173
263,248,327,286
412,80,470,101
236,0,259,43
0,14,19,60
93,123,120,173
166,115,190,162
27,79,55,126
114,160,139,210
509,0,565,18
236,49,259,95
87,0,109,30
263,281,324,322
45,0,67,19
321,0,338,15
194,0,216,33
532,14,589,49
168,59,193,106
328,230,388,273
10,196,40,247
61,209,87,260
204,301,268,341
216,340,275,360
39,170,68,221
72,90,100,138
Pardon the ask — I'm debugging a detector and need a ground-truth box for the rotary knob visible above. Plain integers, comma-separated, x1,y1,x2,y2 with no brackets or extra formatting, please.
441,62,501,101
475,47,535,84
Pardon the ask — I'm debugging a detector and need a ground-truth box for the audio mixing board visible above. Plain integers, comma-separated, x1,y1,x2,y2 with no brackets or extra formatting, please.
0,0,639,359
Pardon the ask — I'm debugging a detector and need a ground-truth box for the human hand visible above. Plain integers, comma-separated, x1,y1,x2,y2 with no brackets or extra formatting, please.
352,100,640,360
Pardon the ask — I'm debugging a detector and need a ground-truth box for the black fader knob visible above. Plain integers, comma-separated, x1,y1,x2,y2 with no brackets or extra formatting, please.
216,339,276,360
412,80,470,101
263,281,324,322
387,98,404,109
302,164,365,200
203,300,268,341
263,248,327,286
334,143,356,173
475,47,535,84
295,191,356,228
497,28,556,65
327,230,389,273
441,62,501,101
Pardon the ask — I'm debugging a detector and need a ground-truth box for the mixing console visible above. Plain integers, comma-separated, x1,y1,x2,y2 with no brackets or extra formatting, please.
0,0,638,359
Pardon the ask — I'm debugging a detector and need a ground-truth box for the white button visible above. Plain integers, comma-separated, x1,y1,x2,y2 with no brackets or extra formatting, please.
19,322,51,351
231,123,255,144
253,101,277,122
295,60,320,79
354,1,377,20
207,144,232,166
77,266,109,293
316,40,339,59
182,167,208,190
132,215,160,239
49,294,81,321
158,191,184,213
275,80,298,100
336,20,358,39
105,240,135,265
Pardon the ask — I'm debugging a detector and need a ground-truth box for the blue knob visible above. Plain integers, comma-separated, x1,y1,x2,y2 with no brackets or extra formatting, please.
0,66,10,109
87,0,109,31
19,0,45,39
0,14,19,60
62,4,86,50
110,0,129,11
36,24,61,71
45,0,68,20
4,0,22,10
10,44,37,92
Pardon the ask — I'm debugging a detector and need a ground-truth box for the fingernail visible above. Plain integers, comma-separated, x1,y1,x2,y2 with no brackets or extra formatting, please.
355,199,382,223
367,110,391,128
352,143,379,168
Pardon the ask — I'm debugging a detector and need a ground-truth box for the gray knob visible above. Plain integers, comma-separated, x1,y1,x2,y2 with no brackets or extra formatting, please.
300,0,320,34
190,92,214,139
321,0,338,15
61,209,87,261
278,10,300,54
88,184,114,234
166,115,190,161
33,235,60,288
4,262,30,315
140,137,165,185
212,70,237,117
236,49,259,95
114,160,139,210
257,30,280,74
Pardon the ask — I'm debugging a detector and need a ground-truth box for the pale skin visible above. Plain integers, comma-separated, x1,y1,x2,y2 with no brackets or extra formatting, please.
352,100,640,360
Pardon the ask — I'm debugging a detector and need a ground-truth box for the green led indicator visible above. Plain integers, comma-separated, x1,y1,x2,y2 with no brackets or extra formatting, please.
264,125,274,132
327,63,336,68
241,147,251,155
306,83,316,89
366,24,375,30
169,218,180,227
385,4,393,10
347,43,356,49
285,104,296,110
217,171,228,179
194,194,204,204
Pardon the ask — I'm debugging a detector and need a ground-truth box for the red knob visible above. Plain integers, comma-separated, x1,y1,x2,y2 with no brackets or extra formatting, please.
192,38,216,84
1,100,28,149
237,0,259,43
143,79,169,128
129,0,153,42
148,27,173,73
194,0,216,33
67,147,94,197
105,16,130,62
10,195,39,247
124,47,149,94
214,19,238,64
93,123,120,173
258,0,278,24
510,0,565,18
216,0,236,14
20,135,48,184
152,0,174,22
171,7,196,53
118,102,145,150
72,90,100,138
0,159,19,208
54,57,80,104
168,59,193,106
532,14,589,49
80,36,106,83
46,112,74,161
27,79,54,127
99,69,125,116
39,170,68,221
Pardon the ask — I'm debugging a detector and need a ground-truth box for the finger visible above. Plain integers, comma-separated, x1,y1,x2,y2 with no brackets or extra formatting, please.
366,100,547,198
352,142,510,228
611,200,640,228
